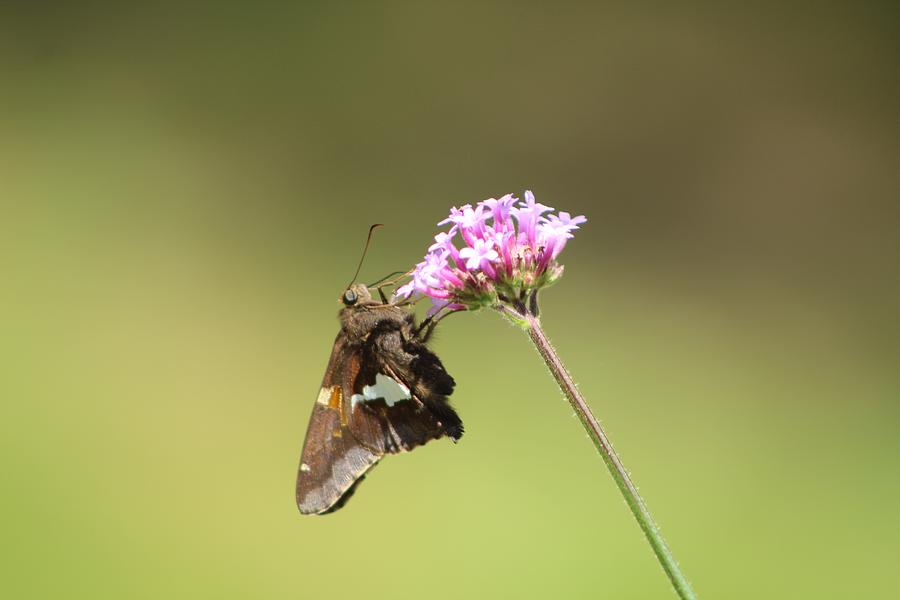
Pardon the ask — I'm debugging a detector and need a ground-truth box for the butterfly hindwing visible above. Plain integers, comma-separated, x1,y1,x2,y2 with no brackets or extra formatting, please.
348,319,463,452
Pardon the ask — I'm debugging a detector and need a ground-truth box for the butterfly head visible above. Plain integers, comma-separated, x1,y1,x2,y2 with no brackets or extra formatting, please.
341,283,372,306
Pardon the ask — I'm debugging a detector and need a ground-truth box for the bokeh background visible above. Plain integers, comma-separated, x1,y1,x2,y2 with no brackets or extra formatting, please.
2,2,898,598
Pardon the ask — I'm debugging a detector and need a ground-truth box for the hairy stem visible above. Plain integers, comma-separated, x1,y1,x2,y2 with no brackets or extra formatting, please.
504,305,697,599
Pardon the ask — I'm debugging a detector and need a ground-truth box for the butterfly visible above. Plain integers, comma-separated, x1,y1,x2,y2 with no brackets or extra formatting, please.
296,242,463,515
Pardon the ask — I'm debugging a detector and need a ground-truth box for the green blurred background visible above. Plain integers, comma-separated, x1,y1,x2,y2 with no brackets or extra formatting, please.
2,2,898,598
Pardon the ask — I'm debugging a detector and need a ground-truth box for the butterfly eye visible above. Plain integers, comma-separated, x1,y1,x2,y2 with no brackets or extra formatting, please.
342,289,358,306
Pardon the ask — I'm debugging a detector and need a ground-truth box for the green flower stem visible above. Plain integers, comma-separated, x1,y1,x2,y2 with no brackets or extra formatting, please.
497,304,697,599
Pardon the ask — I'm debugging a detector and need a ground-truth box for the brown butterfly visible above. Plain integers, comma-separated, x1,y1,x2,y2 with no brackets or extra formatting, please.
296,230,463,515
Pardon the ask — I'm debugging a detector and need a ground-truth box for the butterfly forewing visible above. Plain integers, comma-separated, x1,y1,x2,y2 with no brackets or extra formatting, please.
296,334,381,515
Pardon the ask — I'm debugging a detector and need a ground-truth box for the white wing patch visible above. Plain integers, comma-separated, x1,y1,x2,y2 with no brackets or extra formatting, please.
315,387,332,406
351,373,412,408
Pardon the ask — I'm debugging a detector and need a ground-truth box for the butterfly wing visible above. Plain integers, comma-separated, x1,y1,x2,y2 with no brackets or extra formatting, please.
296,333,381,515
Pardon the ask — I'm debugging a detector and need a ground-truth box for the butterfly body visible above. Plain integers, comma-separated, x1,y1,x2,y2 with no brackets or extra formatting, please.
296,284,462,515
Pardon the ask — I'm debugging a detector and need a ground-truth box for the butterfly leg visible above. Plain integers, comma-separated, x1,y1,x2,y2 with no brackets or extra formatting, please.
416,309,463,343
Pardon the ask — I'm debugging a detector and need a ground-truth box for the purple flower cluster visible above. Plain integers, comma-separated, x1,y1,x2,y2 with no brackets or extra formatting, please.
395,191,585,311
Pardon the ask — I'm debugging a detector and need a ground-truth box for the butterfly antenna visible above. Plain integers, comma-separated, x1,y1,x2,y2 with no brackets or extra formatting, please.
367,270,407,288
346,224,384,289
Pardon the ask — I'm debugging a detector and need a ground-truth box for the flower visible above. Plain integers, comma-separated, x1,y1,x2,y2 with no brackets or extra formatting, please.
394,191,585,313
536,211,587,269
458,238,499,272
481,194,517,232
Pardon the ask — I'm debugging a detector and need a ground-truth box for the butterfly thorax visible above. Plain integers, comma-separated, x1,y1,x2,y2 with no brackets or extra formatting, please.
338,284,415,345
